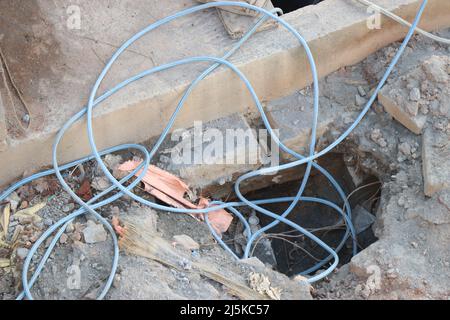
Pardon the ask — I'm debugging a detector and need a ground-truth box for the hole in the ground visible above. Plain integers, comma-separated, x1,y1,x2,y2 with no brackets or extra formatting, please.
272,0,324,14
239,152,381,277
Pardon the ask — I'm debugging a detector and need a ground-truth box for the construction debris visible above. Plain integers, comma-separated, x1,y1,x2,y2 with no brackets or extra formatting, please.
82,221,107,244
118,160,233,236
0,0,449,303
248,272,282,300
196,0,278,39
378,55,450,134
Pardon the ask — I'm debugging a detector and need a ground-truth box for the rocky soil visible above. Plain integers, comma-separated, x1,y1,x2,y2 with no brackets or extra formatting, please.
1,28,450,300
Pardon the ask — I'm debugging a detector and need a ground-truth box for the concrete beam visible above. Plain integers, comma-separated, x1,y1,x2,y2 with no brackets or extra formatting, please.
1,0,449,187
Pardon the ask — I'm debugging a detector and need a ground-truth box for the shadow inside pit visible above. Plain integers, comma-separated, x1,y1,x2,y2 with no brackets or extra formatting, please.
271,0,324,14
244,153,380,277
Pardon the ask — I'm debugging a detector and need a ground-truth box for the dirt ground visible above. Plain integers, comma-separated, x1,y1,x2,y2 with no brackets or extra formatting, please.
1,27,450,300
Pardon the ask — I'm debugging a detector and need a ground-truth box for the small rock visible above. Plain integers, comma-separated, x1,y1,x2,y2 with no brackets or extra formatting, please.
355,94,367,107
70,231,82,242
429,100,440,115
17,247,29,260
91,176,111,191
104,154,123,171
173,234,200,251
62,203,75,213
22,114,30,124
7,193,20,211
66,222,75,233
357,86,367,97
398,142,411,156
353,205,376,234
405,101,419,116
82,221,107,244
409,87,421,102
179,258,192,271
377,138,387,148
248,215,260,226
370,128,382,141
113,274,121,288
60,234,68,244
422,55,449,83
19,201,29,210
370,129,388,148
419,103,429,115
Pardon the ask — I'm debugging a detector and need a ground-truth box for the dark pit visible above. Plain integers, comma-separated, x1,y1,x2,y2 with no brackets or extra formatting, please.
272,0,325,14
242,152,380,277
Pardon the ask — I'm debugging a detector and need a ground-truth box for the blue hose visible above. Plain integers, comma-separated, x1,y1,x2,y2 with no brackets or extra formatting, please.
0,0,428,300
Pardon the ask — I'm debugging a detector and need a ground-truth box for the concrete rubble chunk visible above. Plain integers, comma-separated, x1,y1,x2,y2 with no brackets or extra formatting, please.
422,55,449,84
353,205,376,234
379,55,450,135
378,87,427,135
82,220,107,244
422,128,450,197
162,113,265,189
16,247,29,260
265,92,333,161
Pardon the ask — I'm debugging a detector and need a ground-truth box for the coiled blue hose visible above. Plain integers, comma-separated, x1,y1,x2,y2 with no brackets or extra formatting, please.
0,0,428,300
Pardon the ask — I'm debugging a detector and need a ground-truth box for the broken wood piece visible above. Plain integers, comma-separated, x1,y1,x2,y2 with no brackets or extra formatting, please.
119,217,267,300
173,234,200,251
13,202,45,222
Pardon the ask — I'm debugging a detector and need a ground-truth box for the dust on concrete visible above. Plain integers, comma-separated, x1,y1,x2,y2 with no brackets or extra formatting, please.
0,0,63,138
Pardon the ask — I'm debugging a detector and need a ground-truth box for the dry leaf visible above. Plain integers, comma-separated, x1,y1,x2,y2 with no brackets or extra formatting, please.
10,226,22,245
76,179,93,201
0,258,10,268
1,204,11,239
0,239,11,248
34,179,49,194
14,202,46,222
112,216,126,237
